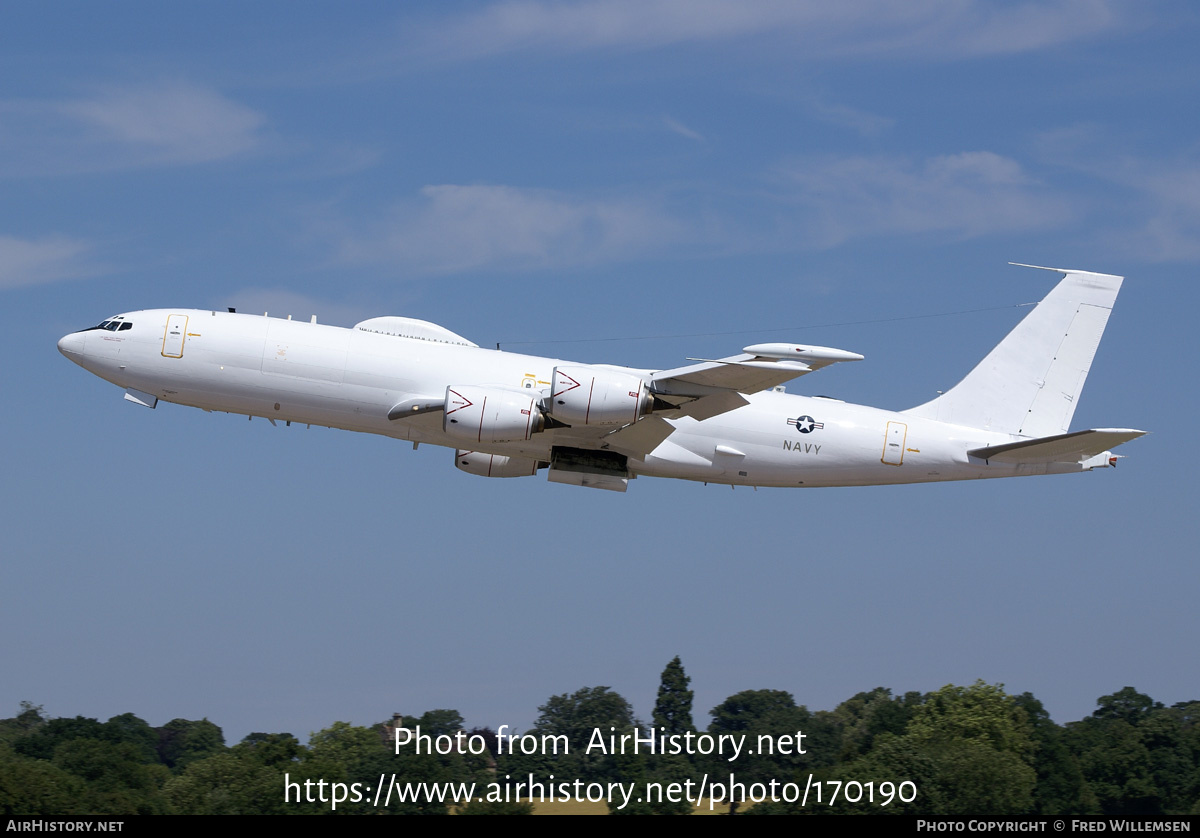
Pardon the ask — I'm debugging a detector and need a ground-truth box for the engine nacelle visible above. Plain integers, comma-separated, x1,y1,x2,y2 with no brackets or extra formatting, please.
549,366,653,426
454,449,541,478
443,386,545,444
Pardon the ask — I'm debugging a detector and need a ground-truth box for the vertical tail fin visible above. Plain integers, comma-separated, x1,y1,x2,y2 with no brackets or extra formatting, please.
903,265,1123,437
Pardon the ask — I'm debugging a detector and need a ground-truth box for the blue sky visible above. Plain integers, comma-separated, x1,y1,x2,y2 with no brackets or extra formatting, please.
2,1,1197,744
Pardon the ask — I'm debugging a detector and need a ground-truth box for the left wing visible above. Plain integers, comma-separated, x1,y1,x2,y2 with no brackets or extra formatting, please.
601,342,863,457
649,342,862,406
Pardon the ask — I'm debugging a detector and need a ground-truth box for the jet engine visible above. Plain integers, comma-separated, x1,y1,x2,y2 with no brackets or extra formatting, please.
443,386,545,444
549,366,653,426
454,449,542,478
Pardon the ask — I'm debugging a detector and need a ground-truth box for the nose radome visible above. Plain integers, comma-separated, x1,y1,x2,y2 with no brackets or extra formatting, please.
58,332,85,356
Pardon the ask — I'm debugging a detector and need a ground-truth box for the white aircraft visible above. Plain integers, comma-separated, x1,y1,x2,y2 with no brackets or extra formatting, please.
58,264,1144,492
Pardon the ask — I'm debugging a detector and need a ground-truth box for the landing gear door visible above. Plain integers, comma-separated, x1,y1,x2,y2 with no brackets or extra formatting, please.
162,314,188,358
882,421,907,466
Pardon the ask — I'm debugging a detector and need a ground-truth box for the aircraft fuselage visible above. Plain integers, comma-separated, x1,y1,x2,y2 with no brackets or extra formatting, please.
57,306,1106,490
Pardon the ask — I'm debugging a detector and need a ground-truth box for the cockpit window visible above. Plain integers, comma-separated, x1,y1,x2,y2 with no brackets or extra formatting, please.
82,316,131,332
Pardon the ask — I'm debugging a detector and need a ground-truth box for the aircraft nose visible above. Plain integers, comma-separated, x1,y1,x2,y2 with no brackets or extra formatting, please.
58,331,85,357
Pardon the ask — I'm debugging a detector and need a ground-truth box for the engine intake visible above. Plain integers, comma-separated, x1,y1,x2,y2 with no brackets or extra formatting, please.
455,450,542,478
443,386,545,444
549,366,653,427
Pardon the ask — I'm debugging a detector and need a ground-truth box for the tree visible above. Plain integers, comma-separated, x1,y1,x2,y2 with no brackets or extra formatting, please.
155,718,225,771
13,716,107,761
708,689,811,814
1065,689,1198,815
905,683,1033,756
164,752,288,815
653,657,695,737
101,713,159,765
535,686,639,747
1092,688,1163,725
503,687,640,785
15,702,46,732
827,682,1038,816
415,710,465,738
710,689,807,734
831,687,916,761
307,719,472,815
0,743,89,816
51,739,170,814
1013,692,1098,815
232,732,303,768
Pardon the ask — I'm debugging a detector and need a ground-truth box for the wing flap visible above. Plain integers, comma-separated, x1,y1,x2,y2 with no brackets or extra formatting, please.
600,416,677,458
673,390,750,421
597,392,752,458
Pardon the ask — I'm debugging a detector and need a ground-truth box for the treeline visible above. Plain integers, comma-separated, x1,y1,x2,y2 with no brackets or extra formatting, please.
1,660,1197,815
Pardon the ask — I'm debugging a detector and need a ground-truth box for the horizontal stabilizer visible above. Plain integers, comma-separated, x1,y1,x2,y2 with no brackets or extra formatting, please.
968,428,1145,464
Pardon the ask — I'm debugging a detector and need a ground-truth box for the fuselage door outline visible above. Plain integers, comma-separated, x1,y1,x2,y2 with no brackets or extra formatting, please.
162,314,188,358
882,421,907,466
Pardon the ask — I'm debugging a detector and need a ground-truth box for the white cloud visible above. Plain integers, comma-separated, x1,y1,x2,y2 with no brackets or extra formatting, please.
0,235,98,290
327,157,1081,274
416,0,1125,62
662,116,705,143
1132,167,1200,261
0,82,265,175
337,184,689,273
778,152,1073,246
1089,158,1200,261
799,96,894,136
1036,126,1200,262
62,82,263,164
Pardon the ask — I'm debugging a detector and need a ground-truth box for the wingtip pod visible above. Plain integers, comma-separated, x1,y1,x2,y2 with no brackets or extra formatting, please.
743,343,864,362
